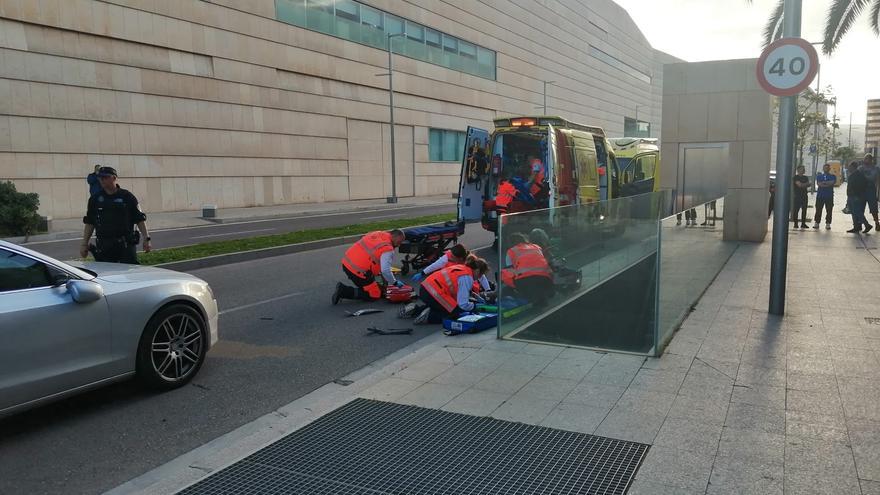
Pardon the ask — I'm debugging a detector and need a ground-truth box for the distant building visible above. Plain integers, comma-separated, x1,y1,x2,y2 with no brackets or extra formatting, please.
0,0,680,219
867,99,880,155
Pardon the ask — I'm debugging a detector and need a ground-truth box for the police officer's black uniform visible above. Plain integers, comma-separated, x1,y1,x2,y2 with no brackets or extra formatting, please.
83,168,146,264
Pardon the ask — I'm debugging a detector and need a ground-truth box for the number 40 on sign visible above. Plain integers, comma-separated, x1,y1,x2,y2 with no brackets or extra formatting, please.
756,37,819,97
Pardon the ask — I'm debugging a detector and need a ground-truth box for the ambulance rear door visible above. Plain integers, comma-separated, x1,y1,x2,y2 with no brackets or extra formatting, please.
458,126,490,222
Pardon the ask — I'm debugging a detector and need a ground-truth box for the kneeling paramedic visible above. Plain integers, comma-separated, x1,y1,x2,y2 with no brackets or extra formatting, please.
332,229,405,303
80,166,151,264
501,232,554,307
410,256,490,325
411,243,493,293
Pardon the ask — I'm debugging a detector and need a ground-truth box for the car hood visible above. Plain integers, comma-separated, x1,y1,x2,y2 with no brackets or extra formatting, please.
67,261,203,284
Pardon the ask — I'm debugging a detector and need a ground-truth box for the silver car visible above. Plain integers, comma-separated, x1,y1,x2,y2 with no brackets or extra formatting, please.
0,240,219,417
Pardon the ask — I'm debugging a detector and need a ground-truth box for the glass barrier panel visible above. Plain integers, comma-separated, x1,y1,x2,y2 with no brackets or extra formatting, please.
496,191,666,354
656,198,738,354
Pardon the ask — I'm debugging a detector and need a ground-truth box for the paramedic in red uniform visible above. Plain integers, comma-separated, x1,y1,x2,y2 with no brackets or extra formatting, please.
501,232,554,307
527,155,548,204
332,229,405,303
408,256,490,325
410,243,492,292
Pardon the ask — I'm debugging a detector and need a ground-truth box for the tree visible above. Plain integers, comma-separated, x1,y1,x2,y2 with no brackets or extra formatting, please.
749,0,880,54
834,144,862,165
0,181,41,237
791,87,836,168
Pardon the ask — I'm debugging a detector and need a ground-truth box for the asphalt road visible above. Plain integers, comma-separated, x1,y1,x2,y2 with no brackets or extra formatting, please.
0,226,493,495
22,203,456,261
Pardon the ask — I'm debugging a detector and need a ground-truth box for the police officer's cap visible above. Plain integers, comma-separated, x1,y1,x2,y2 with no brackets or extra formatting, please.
97,166,118,177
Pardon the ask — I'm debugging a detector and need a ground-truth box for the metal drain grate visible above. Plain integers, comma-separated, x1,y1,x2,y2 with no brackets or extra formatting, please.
179,399,649,495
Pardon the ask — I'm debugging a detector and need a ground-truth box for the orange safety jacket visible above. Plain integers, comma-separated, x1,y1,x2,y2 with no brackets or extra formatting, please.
436,250,480,292
422,264,474,312
342,231,394,278
501,243,552,287
530,160,546,196
495,180,516,212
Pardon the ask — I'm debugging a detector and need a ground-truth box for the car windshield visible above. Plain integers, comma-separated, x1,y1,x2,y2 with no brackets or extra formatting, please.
0,242,95,281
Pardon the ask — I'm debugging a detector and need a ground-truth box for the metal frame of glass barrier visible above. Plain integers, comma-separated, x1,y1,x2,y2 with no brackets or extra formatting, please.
492,192,736,357
496,191,668,355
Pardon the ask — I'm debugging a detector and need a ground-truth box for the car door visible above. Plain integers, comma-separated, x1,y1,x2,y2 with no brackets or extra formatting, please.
619,153,657,197
0,247,112,412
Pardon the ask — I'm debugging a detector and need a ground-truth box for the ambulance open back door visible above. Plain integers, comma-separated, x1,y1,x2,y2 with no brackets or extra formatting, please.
458,126,490,223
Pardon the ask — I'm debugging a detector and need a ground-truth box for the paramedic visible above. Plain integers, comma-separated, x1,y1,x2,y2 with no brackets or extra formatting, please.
527,155,548,202
501,232,554,307
410,256,490,324
411,244,492,291
332,229,405,303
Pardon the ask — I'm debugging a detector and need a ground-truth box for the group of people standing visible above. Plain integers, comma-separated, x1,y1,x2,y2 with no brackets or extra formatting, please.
331,228,555,325
843,153,880,234
787,153,879,234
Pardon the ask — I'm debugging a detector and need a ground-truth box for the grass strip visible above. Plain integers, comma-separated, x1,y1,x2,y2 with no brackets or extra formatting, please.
139,213,456,266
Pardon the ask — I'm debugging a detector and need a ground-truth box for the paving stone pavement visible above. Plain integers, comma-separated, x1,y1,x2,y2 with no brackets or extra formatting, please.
356,219,880,494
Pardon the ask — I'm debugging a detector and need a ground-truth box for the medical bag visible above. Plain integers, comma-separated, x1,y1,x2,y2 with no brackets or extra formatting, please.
385,284,415,303
442,313,498,336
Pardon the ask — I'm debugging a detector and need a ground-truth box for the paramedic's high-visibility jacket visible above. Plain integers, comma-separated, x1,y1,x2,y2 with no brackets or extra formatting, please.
342,231,394,279
501,243,552,287
530,160,546,196
422,265,474,312
495,180,516,213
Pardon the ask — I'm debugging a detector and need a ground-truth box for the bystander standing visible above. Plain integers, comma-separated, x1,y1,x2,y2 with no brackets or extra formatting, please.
813,162,836,229
792,166,810,229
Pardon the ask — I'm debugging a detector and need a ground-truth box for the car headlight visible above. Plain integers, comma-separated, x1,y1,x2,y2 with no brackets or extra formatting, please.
205,283,215,301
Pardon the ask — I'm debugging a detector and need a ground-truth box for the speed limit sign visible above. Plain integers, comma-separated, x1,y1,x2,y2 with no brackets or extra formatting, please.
756,37,819,96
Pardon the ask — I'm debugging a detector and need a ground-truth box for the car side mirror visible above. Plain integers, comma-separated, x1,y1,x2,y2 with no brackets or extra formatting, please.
66,279,104,303
52,273,70,287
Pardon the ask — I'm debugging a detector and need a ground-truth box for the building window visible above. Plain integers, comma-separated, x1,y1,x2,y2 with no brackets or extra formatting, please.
274,0,496,80
590,45,651,84
624,117,651,138
429,129,466,162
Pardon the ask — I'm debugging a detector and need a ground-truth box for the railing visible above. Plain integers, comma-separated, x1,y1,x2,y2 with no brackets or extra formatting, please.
495,191,736,356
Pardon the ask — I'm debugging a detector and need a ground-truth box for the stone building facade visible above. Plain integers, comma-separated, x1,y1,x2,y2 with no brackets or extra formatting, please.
0,0,674,218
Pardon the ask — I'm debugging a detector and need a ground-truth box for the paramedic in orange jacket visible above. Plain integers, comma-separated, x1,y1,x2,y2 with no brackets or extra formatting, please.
332,229,405,303
411,243,493,292
409,256,490,324
501,232,554,307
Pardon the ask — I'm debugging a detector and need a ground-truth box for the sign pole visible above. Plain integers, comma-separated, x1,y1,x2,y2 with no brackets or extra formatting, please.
769,0,803,315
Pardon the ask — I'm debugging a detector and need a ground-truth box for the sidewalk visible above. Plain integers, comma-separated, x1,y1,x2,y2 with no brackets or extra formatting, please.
111,206,880,495
4,194,456,244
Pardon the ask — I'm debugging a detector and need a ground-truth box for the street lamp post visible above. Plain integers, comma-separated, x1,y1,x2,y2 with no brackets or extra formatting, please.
543,80,556,115
378,32,405,204
810,44,822,193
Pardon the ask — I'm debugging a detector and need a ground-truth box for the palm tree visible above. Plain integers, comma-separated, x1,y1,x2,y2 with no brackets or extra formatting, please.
751,0,880,54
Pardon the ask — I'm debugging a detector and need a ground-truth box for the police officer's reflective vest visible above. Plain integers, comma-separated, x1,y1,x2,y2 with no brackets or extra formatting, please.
422,264,473,312
342,231,394,278
501,243,552,287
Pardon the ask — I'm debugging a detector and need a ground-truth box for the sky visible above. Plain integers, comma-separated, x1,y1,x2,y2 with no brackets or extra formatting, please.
612,0,879,126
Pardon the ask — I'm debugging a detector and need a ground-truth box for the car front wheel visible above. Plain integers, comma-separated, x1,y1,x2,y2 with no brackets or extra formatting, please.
136,304,208,390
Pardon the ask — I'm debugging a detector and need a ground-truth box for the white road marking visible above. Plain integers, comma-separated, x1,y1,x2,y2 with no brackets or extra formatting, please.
191,228,275,239
219,291,306,315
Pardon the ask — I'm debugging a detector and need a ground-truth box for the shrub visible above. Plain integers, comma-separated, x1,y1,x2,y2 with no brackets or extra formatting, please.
0,181,41,236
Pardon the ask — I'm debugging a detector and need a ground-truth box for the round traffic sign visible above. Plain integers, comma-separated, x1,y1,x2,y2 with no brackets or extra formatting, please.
756,37,819,97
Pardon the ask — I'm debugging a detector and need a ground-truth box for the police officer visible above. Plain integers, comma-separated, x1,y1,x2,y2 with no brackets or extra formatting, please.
79,166,152,263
